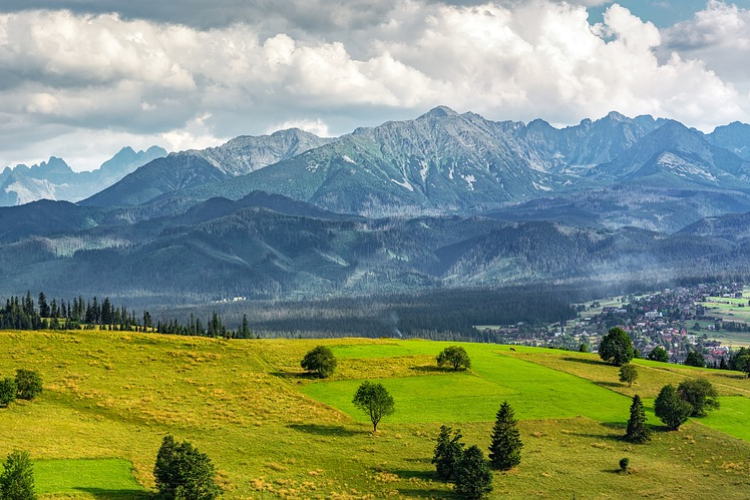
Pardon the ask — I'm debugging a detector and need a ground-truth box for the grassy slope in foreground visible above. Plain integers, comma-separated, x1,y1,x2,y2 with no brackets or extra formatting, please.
1,332,750,498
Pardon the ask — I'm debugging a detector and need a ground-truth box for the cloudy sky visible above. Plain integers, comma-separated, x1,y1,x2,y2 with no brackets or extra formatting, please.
1,0,749,170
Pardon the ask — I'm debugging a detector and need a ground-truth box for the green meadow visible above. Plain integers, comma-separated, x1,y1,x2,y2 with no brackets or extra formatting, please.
3,332,750,498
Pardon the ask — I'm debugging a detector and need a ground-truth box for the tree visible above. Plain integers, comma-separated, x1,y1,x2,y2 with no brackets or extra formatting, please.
432,425,464,481
453,445,493,499
619,458,629,472
619,364,638,387
352,381,395,432
0,378,17,408
0,450,36,500
37,293,49,318
684,351,706,368
654,384,693,431
736,354,750,378
488,401,523,470
436,346,471,371
14,370,42,401
598,327,634,366
648,347,669,363
677,378,720,417
300,346,338,378
154,435,221,500
579,343,589,353
625,395,651,444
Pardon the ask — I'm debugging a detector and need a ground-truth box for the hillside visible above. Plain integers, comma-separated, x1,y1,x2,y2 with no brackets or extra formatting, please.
2,332,750,498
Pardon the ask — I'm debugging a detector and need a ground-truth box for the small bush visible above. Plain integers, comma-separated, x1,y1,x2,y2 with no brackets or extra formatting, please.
300,346,337,378
15,370,42,401
619,458,629,471
0,378,17,408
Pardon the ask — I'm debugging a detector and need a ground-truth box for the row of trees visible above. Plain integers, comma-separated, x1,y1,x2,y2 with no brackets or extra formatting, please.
0,291,254,339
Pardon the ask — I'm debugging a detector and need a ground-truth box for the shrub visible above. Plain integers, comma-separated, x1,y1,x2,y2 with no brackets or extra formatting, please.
619,364,638,387
436,346,471,371
684,351,706,368
677,378,719,417
15,370,42,401
0,450,36,500
648,347,669,363
0,378,17,408
300,346,337,378
154,435,221,500
619,457,629,472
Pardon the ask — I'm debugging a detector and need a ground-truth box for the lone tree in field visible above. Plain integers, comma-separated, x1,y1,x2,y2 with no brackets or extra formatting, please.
648,347,669,363
432,425,465,482
0,450,36,500
154,435,221,500
352,381,395,432
488,401,523,470
684,351,706,368
300,346,338,378
0,378,17,408
454,445,493,499
15,370,42,401
654,384,693,431
625,395,651,444
619,364,638,387
677,378,720,417
436,346,471,371
599,327,634,366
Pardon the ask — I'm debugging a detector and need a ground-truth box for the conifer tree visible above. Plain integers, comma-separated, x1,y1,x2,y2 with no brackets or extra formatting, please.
0,450,36,500
625,395,651,444
488,401,523,470
454,445,493,499
432,425,464,481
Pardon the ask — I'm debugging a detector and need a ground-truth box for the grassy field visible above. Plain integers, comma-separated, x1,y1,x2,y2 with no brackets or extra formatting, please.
3,332,750,498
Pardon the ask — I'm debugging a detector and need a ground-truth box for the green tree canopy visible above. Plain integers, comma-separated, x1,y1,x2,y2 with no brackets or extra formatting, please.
625,395,651,444
154,435,221,500
352,381,395,432
436,346,471,371
15,370,42,401
648,347,669,363
654,384,693,431
619,364,638,387
684,351,706,368
0,450,36,500
0,378,17,408
300,346,338,378
677,378,720,417
454,445,493,499
488,401,523,470
598,327,634,366
432,425,464,482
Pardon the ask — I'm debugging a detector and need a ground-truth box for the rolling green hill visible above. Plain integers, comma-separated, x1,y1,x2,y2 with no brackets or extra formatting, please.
3,331,750,498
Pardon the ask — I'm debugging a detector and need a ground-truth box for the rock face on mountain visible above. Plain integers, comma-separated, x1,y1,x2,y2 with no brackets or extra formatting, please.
0,147,166,206
81,129,330,207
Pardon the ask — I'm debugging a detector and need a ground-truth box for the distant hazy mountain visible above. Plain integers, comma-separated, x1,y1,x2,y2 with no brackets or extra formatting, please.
81,129,330,207
0,146,166,206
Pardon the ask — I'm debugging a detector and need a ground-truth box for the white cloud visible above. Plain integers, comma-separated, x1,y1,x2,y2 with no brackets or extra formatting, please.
0,1,748,168
270,118,332,137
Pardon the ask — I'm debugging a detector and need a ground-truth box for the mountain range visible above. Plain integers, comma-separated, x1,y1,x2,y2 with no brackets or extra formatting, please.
6,107,750,303
0,146,167,206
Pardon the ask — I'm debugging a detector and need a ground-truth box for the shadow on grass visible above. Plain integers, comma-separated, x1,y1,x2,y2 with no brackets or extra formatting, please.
397,488,453,498
74,488,153,499
404,457,433,464
270,371,320,382
390,469,437,481
562,357,609,366
596,381,626,389
410,366,451,374
287,423,361,437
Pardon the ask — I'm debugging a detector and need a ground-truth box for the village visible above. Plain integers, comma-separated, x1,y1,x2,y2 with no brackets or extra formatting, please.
482,283,750,365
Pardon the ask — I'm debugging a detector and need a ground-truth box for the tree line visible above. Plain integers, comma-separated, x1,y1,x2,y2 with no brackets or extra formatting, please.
0,292,253,339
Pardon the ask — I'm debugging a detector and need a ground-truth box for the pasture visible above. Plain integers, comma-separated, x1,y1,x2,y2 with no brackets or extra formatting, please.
3,332,750,498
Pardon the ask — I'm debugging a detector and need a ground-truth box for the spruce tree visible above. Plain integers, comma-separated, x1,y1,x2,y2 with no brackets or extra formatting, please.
625,395,651,444
454,445,493,499
432,425,464,481
488,401,523,470
0,450,36,500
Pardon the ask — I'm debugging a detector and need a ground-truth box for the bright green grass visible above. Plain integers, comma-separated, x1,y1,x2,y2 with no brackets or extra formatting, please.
700,397,750,441
35,459,144,495
304,342,630,423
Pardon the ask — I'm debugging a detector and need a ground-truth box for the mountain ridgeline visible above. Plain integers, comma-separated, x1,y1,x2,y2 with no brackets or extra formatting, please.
5,107,750,308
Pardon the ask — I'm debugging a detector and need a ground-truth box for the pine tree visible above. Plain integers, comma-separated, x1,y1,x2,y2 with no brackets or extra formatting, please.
432,425,464,481
454,445,493,499
488,401,523,470
625,395,651,444
0,450,36,500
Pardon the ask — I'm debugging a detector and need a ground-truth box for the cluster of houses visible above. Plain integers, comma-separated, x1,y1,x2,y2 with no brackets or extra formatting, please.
484,283,747,364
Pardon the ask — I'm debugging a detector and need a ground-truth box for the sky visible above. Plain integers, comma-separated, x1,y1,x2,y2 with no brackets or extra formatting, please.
1,0,750,170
